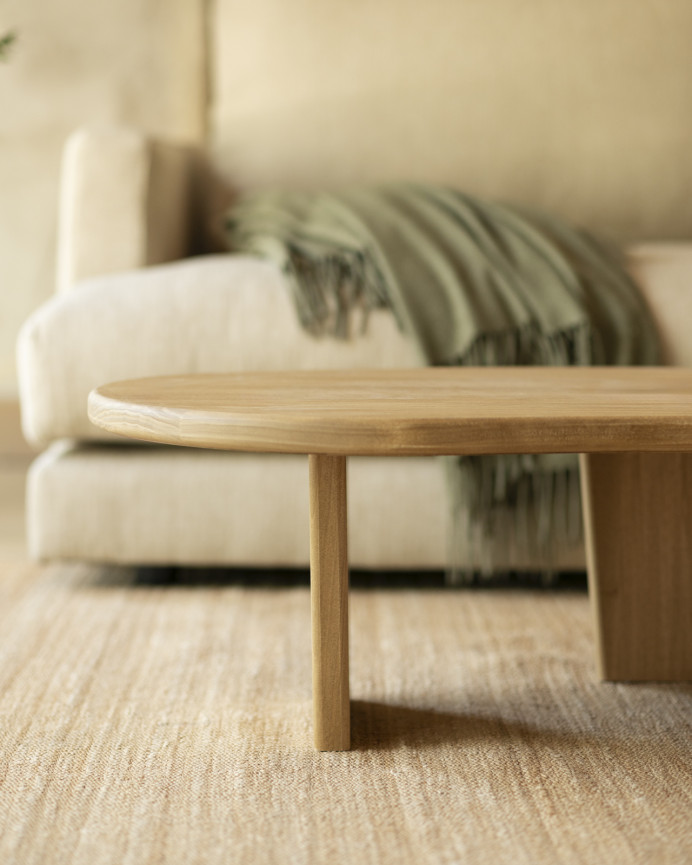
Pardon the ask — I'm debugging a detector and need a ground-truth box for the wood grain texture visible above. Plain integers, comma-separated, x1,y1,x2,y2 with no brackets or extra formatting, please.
580,452,692,681
89,368,692,457
309,455,350,751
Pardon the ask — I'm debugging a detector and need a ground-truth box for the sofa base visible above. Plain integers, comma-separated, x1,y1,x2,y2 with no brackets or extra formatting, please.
27,442,586,571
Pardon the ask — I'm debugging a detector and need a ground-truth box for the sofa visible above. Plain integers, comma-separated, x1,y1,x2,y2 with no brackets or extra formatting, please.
17,0,692,570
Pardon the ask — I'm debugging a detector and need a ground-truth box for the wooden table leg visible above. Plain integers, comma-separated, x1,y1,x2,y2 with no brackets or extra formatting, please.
580,452,692,681
309,454,350,750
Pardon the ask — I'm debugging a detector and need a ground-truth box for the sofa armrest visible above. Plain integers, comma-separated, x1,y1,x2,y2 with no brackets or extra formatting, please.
626,243,692,367
56,126,200,293
18,256,419,448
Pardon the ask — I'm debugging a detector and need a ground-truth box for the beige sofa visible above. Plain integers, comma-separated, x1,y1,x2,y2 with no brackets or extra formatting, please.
17,0,692,569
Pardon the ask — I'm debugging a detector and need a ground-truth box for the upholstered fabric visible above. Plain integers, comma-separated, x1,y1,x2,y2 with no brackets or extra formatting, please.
627,244,692,366
212,0,692,243
18,255,420,447
19,244,691,571
57,128,197,293
17,246,692,448
27,442,585,570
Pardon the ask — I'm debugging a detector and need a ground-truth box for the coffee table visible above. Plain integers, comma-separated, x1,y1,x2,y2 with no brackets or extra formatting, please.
88,368,692,750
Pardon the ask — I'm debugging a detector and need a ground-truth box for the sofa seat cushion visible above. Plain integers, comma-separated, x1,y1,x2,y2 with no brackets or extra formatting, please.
18,254,420,446
18,245,692,446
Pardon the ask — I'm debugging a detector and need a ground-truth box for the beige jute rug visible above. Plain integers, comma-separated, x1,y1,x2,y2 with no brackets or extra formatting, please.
0,561,690,865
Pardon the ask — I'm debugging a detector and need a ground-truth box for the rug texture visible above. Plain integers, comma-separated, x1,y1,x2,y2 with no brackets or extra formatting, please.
0,562,690,865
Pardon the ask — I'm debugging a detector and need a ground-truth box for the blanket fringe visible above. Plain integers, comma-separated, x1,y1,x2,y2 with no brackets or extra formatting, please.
286,245,591,574
226,186,659,577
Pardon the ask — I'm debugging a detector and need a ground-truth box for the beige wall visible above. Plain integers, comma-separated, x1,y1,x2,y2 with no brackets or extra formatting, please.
0,0,206,396
214,0,692,246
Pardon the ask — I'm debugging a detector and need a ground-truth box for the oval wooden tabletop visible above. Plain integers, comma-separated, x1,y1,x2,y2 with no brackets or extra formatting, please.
88,368,692,456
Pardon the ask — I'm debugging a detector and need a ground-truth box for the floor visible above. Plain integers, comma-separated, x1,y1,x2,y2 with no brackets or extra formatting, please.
0,456,30,559
1,458,691,865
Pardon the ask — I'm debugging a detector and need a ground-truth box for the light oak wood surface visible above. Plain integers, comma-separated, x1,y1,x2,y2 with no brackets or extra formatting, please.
88,368,692,749
580,452,692,681
309,455,350,750
89,367,692,457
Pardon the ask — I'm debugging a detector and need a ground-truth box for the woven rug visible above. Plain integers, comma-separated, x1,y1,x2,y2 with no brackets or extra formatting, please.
0,562,690,865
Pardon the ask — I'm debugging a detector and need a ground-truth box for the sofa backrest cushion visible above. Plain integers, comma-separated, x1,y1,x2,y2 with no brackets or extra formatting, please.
211,0,692,243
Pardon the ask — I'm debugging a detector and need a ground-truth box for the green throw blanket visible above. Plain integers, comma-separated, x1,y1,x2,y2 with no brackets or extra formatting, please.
224,184,661,570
